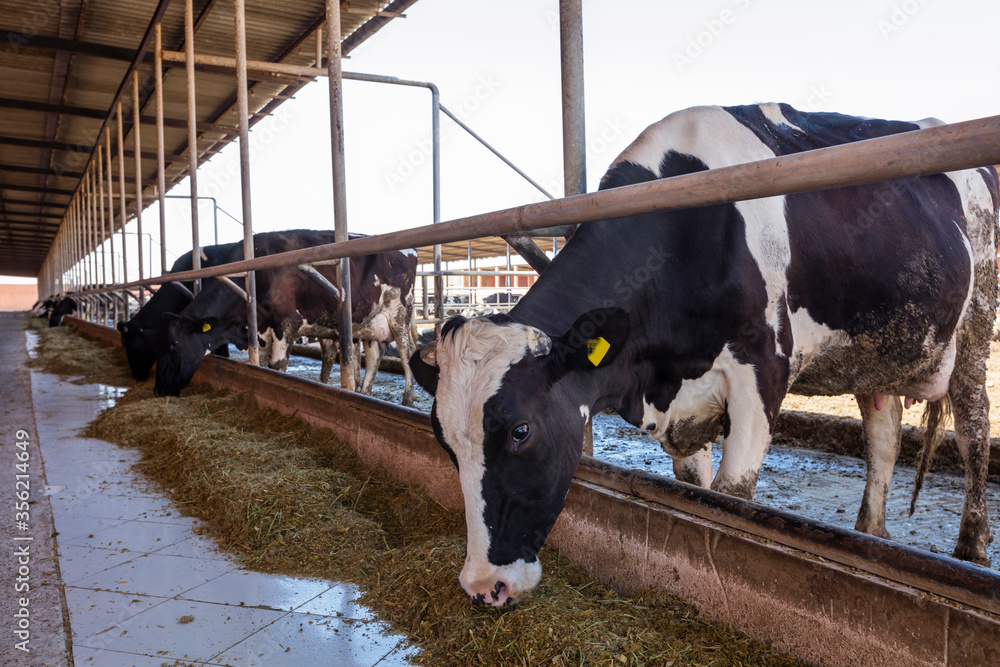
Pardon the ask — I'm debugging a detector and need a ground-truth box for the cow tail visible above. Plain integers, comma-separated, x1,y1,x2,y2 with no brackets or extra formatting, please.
910,397,951,515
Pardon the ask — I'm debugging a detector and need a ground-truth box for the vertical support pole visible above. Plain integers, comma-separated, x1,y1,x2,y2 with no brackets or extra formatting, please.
85,172,95,320
155,21,168,277
326,0,354,391
185,0,202,294
430,84,443,338
105,130,119,324
97,144,108,326
559,0,587,199
132,70,145,306
117,101,129,315
233,0,259,366
559,0,592,456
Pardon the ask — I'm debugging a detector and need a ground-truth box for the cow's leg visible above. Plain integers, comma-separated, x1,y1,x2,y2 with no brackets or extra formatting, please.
672,445,712,487
948,355,993,565
711,354,782,500
854,393,902,539
257,328,273,367
389,313,416,407
318,338,336,384
359,340,381,395
267,330,290,373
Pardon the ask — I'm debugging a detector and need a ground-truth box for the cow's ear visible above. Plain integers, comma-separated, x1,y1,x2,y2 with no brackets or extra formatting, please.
548,308,630,376
116,320,127,333
190,316,221,335
409,343,439,396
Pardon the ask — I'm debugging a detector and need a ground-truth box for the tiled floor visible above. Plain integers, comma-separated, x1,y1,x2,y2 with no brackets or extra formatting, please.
28,333,417,666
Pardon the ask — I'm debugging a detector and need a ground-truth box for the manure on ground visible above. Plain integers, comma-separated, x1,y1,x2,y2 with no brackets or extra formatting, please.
35,319,801,666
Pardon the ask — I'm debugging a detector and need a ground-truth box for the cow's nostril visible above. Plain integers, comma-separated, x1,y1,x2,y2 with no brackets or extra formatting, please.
490,580,506,601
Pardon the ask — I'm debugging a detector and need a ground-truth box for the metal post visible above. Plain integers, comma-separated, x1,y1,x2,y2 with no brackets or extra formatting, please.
104,130,118,324
97,144,108,326
560,0,586,199
155,21,167,277
117,101,129,314
132,70,145,306
86,172,95,320
233,0,259,366
560,0,591,456
431,85,443,338
326,0,354,390
185,0,202,294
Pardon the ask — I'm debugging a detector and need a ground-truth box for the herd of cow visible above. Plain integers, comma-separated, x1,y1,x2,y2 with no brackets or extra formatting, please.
32,103,1000,607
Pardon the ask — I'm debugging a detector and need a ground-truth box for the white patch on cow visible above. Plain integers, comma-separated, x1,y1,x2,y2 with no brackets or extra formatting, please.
642,363,727,447
642,346,770,497
433,318,542,600
786,307,850,383
366,312,392,343
946,169,998,267
614,105,792,345
579,405,590,422
913,117,946,130
400,248,418,258
759,102,804,132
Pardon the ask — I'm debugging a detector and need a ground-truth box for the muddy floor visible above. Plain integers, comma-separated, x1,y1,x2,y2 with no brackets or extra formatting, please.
229,343,1000,568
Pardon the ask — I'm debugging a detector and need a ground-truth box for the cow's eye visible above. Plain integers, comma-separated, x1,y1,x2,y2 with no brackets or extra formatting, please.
512,423,530,444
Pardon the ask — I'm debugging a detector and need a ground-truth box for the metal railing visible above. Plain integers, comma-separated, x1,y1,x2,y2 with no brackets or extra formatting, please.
57,114,1000,297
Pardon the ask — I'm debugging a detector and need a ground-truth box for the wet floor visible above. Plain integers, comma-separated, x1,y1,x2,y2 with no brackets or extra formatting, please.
27,334,417,666
235,347,1000,568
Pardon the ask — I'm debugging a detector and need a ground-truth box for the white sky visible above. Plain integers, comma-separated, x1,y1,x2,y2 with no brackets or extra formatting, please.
10,0,1000,285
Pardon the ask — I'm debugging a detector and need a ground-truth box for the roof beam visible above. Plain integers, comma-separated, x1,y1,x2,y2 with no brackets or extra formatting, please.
0,210,63,220
0,97,106,119
0,31,137,62
0,164,83,178
0,198,66,208
0,184,73,196
0,97,238,135
0,136,91,153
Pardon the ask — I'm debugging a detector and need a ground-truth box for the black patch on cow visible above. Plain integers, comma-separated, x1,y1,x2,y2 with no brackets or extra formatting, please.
441,316,468,340
429,403,457,469
724,104,921,156
599,161,659,191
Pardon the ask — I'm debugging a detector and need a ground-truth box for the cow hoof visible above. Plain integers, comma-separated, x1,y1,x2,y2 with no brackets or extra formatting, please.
952,544,991,567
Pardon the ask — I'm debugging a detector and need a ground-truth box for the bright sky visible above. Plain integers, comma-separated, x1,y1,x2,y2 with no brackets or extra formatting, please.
11,0,1000,285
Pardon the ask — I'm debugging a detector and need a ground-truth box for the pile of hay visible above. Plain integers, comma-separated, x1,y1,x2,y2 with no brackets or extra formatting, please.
38,323,800,665
27,319,134,387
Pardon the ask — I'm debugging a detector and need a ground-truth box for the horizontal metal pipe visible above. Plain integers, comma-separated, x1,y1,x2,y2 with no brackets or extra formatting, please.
63,114,1000,296
417,269,537,277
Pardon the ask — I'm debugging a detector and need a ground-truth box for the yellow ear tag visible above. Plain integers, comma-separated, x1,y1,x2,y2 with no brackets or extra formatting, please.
201,322,212,333
586,337,610,367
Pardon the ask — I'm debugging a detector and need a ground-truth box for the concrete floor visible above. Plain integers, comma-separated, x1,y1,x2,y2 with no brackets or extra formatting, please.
1,313,417,667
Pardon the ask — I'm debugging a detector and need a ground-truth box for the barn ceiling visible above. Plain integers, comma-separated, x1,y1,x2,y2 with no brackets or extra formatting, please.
0,0,415,278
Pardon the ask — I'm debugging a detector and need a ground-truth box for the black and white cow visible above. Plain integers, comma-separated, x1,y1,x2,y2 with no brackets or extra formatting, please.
410,103,999,606
48,297,78,327
116,243,237,381
154,229,419,405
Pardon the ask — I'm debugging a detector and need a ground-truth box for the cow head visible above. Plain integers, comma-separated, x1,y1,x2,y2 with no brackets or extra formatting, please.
117,320,157,381
409,308,628,606
153,313,229,396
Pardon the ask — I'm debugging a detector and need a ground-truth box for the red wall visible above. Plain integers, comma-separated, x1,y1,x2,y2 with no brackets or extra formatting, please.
0,284,38,311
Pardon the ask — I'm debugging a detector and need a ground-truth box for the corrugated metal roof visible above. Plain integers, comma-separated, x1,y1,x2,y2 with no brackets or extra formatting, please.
0,0,415,277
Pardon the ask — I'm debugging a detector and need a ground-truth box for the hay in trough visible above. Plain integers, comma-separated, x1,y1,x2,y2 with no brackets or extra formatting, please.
86,387,801,666
29,323,801,665
27,319,134,387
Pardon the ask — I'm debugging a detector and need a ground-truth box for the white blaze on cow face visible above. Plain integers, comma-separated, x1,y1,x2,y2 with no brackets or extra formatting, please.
433,318,550,605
